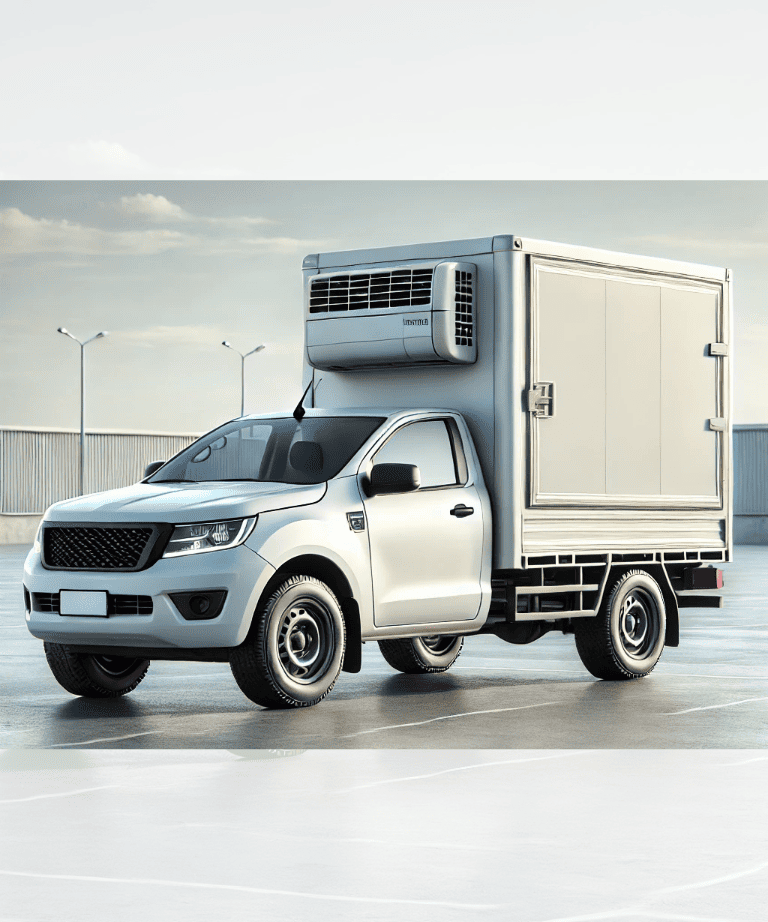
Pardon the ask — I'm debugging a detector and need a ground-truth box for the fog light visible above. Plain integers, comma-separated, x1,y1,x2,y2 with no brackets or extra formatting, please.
189,595,210,616
169,590,227,621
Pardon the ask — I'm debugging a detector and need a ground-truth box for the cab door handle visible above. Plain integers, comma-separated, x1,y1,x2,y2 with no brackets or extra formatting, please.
450,504,474,518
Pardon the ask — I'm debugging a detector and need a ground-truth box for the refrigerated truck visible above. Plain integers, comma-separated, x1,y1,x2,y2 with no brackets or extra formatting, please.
24,235,730,708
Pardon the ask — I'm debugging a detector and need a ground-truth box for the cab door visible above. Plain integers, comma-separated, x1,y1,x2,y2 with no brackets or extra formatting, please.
361,417,483,627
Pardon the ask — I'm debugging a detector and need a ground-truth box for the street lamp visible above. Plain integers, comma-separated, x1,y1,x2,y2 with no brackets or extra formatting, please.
57,328,108,496
222,342,265,416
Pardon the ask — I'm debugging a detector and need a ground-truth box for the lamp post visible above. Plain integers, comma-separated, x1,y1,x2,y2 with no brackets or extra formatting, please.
222,342,265,416
57,328,108,496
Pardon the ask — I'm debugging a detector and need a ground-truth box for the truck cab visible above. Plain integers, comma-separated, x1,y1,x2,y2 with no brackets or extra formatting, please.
24,407,493,707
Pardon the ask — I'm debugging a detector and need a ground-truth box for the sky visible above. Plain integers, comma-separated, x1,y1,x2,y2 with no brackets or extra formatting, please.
1,180,767,434
1,1,767,180
2,4,768,434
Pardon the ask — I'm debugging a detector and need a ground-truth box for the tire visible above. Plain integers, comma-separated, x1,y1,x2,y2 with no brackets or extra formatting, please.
229,575,346,708
574,569,666,680
43,642,150,698
378,634,464,674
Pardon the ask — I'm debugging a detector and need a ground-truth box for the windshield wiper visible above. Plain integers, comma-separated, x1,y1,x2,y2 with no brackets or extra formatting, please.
151,479,196,483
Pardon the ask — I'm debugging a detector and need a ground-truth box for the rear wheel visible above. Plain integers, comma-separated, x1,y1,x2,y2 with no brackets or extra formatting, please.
574,569,666,680
378,634,464,674
44,642,150,697
230,575,345,708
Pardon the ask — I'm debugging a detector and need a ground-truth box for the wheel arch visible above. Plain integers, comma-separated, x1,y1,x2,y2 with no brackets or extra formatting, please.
593,562,679,648
246,554,362,673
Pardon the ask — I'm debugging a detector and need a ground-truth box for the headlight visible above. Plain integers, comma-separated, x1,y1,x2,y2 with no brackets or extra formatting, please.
33,520,45,554
162,517,258,558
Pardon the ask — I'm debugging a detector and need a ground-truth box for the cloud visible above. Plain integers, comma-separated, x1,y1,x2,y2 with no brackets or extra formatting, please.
117,193,191,222
203,235,326,254
0,208,195,256
115,193,273,228
1,207,327,260
204,215,274,227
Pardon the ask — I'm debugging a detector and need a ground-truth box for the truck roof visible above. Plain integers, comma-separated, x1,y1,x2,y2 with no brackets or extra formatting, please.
303,235,727,282
238,408,457,422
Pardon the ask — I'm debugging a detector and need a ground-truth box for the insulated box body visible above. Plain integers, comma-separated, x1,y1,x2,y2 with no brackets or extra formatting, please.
302,236,732,570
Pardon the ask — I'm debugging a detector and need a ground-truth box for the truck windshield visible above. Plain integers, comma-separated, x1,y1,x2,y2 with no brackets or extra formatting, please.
149,416,385,485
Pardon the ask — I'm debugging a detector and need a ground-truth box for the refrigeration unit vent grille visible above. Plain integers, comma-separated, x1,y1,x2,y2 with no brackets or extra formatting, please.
455,269,474,346
309,268,433,313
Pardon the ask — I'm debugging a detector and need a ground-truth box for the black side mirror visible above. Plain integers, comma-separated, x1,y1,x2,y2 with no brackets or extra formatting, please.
143,460,165,479
368,463,420,496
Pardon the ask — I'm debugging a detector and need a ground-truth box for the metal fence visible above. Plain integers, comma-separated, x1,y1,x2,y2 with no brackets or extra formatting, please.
734,424,768,516
0,427,200,515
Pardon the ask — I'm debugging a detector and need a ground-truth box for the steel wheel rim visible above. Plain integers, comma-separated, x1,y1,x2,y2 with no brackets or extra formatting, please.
618,589,660,659
90,654,142,678
420,635,457,656
277,598,335,684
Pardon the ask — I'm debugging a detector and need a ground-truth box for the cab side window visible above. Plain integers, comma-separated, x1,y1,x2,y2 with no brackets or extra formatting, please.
373,420,458,489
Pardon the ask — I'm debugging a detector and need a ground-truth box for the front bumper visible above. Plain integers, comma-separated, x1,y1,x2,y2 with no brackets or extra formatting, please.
23,543,275,649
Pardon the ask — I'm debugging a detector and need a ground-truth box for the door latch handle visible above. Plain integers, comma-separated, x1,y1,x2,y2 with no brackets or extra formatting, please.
450,504,474,518
527,382,555,418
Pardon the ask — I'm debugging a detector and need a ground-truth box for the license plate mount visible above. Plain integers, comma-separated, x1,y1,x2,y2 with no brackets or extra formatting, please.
60,590,108,617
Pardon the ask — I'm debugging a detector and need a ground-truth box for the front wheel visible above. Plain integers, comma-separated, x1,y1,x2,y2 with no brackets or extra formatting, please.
574,569,666,680
44,642,150,697
230,575,345,708
378,634,464,674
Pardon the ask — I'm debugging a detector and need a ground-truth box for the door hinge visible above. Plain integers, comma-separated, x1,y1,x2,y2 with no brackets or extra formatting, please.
527,382,555,418
708,418,727,432
708,343,728,357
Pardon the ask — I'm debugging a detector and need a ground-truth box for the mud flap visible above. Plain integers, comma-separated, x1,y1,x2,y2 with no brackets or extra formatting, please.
341,597,362,673
646,564,680,647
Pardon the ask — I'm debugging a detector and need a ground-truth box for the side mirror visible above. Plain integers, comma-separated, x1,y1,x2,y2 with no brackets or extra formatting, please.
143,460,165,479
368,463,420,496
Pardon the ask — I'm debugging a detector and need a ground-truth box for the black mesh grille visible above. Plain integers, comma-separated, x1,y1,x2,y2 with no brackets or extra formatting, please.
309,268,433,313
455,269,474,346
43,526,155,570
31,593,153,615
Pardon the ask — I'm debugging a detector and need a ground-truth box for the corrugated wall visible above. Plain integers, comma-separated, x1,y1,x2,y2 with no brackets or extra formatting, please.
733,425,768,516
0,428,199,515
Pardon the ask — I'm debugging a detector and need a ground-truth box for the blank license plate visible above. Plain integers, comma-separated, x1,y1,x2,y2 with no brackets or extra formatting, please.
60,591,108,617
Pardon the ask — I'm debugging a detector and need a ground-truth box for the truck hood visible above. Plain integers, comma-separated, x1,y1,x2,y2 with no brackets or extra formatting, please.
44,481,326,524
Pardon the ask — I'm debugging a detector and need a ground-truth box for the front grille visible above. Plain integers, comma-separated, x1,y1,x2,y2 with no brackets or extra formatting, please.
110,595,153,615
32,592,58,612
43,526,155,570
309,268,433,313
455,269,474,346
31,593,153,615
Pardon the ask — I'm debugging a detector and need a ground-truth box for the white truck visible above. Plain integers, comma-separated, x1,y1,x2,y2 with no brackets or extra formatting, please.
24,235,731,708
